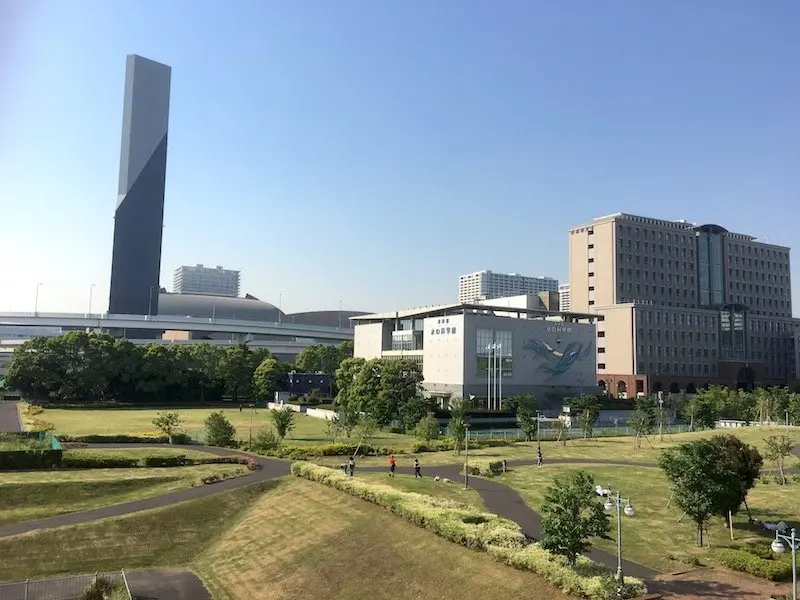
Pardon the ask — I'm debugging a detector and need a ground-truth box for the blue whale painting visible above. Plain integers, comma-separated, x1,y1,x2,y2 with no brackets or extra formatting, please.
522,339,594,381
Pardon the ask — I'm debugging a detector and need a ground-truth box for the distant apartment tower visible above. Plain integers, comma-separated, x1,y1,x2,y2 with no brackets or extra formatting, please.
173,265,241,297
459,270,559,304
108,55,172,316
558,284,571,312
568,212,797,396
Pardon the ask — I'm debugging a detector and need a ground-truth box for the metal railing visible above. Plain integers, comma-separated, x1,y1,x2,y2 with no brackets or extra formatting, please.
0,570,132,600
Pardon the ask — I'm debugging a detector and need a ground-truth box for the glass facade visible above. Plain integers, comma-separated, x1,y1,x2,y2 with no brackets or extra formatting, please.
696,230,724,307
719,307,747,360
476,328,513,376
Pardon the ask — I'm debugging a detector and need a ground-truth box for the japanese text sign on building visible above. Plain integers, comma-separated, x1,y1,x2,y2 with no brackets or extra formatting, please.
431,317,457,336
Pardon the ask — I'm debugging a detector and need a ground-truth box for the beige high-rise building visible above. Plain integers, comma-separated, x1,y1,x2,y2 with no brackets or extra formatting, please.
568,213,799,397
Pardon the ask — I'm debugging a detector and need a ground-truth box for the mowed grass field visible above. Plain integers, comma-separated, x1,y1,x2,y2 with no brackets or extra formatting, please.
0,482,272,581
358,472,485,509
320,426,800,468
500,463,800,573
194,478,571,600
0,463,248,527
33,406,414,447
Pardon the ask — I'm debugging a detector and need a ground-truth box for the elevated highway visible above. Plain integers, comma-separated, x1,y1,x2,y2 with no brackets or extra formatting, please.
0,312,353,342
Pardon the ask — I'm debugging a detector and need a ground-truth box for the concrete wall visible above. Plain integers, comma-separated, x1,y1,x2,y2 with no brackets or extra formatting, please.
422,314,465,394
306,407,339,421
354,322,386,358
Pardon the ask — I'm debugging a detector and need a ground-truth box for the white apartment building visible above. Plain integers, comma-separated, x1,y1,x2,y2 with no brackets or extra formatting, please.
459,270,559,304
173,264,241,297
559,284,571,312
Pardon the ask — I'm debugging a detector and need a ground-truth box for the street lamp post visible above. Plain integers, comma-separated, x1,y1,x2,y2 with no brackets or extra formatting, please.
536,410,541,447
604,491,636,597
486,343,494,411
248,404,255,450
88,283,96,316
464,423,471,489
498,343,503,411
658,397,665,441
772,527,798,600
34,283,43,315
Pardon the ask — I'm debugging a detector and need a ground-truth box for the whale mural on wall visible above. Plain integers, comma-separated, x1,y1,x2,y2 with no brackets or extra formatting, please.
522,339,595,381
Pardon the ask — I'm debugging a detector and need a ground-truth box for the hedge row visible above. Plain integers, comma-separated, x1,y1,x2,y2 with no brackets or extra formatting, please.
255,437,518,460
0,449,63,471
717,548,793,581
465,459,505,478
291,462,647,600
58,433,195,445
61,452,254,470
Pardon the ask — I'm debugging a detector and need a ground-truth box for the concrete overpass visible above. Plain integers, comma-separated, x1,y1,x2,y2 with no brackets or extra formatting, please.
0,313,354,342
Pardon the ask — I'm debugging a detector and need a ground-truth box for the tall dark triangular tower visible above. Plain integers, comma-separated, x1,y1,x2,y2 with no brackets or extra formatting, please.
108,54,171,316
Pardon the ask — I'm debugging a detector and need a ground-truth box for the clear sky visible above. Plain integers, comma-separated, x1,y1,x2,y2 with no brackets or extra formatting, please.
1,1,798,316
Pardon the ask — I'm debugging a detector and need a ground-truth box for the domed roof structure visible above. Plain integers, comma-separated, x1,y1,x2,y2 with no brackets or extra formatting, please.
157,292,283,322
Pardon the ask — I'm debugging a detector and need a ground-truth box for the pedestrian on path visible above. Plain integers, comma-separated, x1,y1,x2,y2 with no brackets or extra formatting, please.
413,458,421,478
348,456,355,477
537,447,543,468
389,455,396,477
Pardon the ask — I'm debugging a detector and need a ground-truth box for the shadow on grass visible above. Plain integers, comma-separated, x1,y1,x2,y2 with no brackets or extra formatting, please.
649,576,776,598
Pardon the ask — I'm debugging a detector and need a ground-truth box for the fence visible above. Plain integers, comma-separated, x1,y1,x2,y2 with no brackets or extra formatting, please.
0,570,132,600
455,423,695,441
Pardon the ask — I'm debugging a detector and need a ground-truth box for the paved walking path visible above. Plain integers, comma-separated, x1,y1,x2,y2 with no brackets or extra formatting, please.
0,568,211,600
0,401,22,432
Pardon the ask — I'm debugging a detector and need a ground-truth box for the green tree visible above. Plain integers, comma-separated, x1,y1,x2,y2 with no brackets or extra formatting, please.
376,358,423,427
448,396,471,454
630,397,656,448
399,394,431,432
659,438,738,546
294,344,341,374
220,344,258,403
510,393,538,441
682,390,719,431
152,411,184,444
337,340,354,363
204,411,237,447
763,435,795,485
334,357,367,408
270,407,295,440
571,394,600,439
253,357,290,402
337,403,360,438
190,344,226,401
414,412,440,441
540,470,611,565
354,414,379,454
709,434,763,522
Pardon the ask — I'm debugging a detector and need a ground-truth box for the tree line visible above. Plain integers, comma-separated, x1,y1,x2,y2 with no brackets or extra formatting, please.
5,331,353,405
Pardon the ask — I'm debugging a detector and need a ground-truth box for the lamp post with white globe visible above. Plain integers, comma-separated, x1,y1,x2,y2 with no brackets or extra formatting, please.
771,527,798,600
604,491,636,598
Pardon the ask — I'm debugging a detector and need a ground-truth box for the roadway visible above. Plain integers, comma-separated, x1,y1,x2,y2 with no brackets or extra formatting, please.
0,313,354,342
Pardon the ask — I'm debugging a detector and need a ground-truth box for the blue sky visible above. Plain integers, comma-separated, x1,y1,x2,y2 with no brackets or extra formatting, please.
1,1,798,315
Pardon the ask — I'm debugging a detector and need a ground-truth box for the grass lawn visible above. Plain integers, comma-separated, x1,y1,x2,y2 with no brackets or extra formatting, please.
61,447,226,462
358,472,484,509
0,481,273,581
0,463,249,526
0,432,48,450
194,478,571,600
318,426,800,468
500,463,800,574
35,406,414,447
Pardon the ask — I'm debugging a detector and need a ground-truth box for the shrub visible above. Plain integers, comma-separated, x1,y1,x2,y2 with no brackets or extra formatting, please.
717,548,793,581
291,462,646,600
58,433,193,445
80,577,128,600
142,454,188,468
246,458,261,471
465,459,504,478
61,454,139,469
204,411,237,448
251,427,281,453
0,449,63,470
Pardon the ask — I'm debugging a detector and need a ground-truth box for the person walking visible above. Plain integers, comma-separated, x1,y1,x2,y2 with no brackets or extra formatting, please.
413,458,421,478
389,455,396,477
348,456,355,477
537,447,543,468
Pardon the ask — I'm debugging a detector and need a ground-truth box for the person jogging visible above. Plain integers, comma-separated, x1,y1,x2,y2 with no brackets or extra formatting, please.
413,458,421,478
389,455,396,477
348,456,355,477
